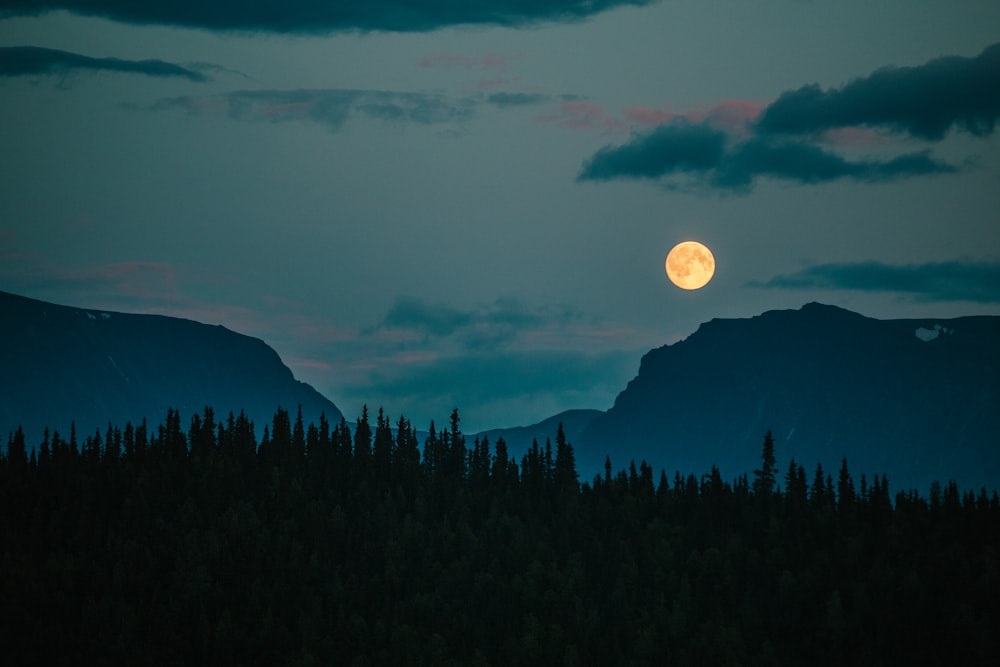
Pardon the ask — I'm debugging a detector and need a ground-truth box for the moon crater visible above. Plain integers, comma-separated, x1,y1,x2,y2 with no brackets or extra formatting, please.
666,241,715,290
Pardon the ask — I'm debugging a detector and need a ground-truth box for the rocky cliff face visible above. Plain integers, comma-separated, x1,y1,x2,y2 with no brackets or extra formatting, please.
575,303,1000,493
1,291,342,444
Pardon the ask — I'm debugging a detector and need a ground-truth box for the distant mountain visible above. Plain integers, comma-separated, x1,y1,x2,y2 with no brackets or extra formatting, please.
575,303,1000,493
0,290,342,444
474,409,603,457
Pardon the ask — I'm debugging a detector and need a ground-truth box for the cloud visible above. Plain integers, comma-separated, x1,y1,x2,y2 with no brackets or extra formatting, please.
624,99,764,137
321,296,654,429
756,42,1000,140
577,119,957,191
0,45,207,82
487,92,550,108
537,100,627,133
371,296,580,349
714,140,955,189
0,0,653,33
151,88,476,131
577,45,999,192
753,259,1000,303
380,297,474,337
577,121,726,181
3,260,181,302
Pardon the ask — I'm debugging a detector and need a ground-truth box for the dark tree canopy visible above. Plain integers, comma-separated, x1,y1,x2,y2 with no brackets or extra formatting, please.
1,413,997,665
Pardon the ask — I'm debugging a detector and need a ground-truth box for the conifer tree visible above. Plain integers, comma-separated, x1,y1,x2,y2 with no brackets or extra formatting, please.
753,430,777,498
354,405,372,463
422,420,439,475
444,408,466,481
373,407,393,478
810,463,828,507
554,423,579,493
292,405,306,463
394,415,420,470
837,458,855,510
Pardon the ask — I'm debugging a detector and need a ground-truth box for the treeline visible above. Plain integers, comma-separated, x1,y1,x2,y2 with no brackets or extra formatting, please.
1,407,998,665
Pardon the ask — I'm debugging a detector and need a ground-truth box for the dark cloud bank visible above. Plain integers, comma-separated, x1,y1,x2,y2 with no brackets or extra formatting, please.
755,260,1000,303
756,42,1000,140
0,0,652,32
577,121,955,190
580,42,1000,192
0,45,206,81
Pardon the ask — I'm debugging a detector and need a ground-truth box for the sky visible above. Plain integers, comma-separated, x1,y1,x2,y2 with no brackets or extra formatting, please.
2,1,999,433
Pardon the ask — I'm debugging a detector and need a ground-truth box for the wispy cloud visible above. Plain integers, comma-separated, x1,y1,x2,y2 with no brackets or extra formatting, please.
150,86,580,131
1,0,653,33
538,100,626,133
379,297,475,337
150,88,476,131
756,42,1000,140
0,45,207,82
487,92,551,108
3,260,182,303
0,251,256,325
752,259,1000,303
370,296,582,350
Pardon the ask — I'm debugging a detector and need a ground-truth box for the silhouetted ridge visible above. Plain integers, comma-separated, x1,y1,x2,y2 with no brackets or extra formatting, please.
0,290,342,441
577,302,1000,493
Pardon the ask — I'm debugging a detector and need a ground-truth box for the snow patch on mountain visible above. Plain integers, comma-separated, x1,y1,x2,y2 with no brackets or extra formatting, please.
915,324,953,342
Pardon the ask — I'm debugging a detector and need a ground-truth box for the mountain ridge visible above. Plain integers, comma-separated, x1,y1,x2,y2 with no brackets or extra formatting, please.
574,302,1000,492
1,290,342,443
473,408,603,456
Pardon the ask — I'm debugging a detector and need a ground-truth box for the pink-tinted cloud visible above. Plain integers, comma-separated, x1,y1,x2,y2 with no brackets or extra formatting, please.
394,351,441,365
0,257,260,330
282,319,358,345
623,106,677,126
703,99,765,135
286,357,334,373
14,260,183,303
537,100,626,133
624,99,765,137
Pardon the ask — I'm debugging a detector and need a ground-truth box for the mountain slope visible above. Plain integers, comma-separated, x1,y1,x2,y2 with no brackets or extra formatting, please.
576,303,1000,492
1,290,342,443
474,409,603,457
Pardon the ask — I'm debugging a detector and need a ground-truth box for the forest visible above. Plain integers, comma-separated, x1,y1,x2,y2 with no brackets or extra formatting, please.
2,405,998,665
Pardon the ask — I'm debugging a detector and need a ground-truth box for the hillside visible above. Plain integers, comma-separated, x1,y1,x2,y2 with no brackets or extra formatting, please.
576,303,1000,493
0,290,342,443
473,409,602,457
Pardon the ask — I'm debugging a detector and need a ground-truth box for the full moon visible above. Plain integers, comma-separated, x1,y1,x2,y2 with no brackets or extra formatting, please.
665,241,715,290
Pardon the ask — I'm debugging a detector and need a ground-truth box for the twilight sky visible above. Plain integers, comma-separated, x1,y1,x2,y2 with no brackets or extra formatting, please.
2,1,999,432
